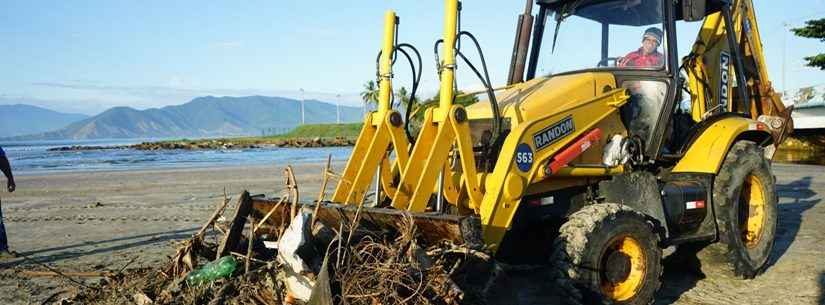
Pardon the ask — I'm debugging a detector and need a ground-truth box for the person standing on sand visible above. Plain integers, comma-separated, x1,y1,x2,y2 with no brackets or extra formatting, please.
0,146,16,258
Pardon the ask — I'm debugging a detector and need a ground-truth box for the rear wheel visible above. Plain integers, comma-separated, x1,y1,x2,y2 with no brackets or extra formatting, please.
553,203,662,305
696,140,777,278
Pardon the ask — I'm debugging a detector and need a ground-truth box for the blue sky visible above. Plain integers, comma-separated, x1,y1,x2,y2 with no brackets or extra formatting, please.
0,1,823,115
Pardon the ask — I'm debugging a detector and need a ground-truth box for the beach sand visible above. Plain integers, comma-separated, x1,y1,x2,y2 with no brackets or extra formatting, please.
0,162,340,304
0,162,823,304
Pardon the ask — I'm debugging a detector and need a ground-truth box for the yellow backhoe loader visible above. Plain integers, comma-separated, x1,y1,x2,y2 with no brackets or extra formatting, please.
254,0,793,303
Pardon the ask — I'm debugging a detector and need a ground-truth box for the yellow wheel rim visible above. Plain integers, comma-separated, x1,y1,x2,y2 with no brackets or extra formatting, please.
741,175,766,248
601,236,646,302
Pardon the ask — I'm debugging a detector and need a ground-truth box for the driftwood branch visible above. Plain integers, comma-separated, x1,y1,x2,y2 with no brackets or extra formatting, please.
284,166,299,220
245,215,255,273
316,154,333,204
195,194,233,239
254,197,287,234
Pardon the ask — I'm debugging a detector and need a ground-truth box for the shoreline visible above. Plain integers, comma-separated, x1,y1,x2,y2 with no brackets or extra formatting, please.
13,149,354,177
12,162,288,177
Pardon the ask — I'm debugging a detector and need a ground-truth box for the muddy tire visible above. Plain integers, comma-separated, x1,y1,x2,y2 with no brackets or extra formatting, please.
552,203,662,305
696,140,777,279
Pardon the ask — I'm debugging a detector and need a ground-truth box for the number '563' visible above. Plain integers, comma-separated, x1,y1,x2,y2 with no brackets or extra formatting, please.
517,152,533,163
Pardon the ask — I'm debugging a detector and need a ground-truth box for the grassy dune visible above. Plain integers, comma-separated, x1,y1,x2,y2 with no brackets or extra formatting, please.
270,123,362,139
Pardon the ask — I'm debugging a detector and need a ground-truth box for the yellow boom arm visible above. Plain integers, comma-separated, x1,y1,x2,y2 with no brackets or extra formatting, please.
391,0,484,213
331,11,410,205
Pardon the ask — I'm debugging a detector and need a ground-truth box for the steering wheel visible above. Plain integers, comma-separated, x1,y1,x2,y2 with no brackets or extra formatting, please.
597,57,620,67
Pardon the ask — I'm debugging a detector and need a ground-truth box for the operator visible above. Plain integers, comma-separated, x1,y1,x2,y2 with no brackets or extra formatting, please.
616,27,667,146
0,146,16,259
617,27,664,68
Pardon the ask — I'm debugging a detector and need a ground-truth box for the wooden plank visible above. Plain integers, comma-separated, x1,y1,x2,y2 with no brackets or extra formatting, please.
217,191,252,259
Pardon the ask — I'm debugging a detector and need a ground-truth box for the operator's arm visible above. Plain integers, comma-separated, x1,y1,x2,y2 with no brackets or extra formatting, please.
617,57,629,67
0,154,14,193
617,51,636,67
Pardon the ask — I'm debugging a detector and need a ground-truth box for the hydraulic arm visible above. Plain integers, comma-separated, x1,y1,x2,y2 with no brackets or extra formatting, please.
684,0,792,145
391,0,485,213
331,11,410,205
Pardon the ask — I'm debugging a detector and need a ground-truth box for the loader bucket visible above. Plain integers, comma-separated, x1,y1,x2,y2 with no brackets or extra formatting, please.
250,197,482,247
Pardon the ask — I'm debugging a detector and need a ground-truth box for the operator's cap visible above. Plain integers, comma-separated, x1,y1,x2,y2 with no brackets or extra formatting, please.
643,27,663,46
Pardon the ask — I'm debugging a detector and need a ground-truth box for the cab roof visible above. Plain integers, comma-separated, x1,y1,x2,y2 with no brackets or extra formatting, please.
535,0,727,25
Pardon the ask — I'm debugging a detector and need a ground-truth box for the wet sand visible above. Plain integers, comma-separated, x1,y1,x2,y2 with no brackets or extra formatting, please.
0,162,822,304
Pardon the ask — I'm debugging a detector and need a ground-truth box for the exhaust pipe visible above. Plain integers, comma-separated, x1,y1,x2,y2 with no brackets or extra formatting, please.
507,0,535,85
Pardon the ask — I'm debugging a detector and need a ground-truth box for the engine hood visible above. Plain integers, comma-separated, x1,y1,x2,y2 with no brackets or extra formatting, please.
465,72,618,128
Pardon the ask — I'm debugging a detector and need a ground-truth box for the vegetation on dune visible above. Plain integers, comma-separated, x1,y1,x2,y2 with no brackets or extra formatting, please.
169,123,363,144
265,122,363,140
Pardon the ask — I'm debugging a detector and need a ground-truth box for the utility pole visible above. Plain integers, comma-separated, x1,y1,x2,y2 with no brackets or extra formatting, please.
336,94,341,124
300,88,306,125
782,22,788,95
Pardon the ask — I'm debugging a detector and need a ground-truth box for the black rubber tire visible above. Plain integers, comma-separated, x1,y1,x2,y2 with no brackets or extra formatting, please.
695,140,777,279
552,203,662,305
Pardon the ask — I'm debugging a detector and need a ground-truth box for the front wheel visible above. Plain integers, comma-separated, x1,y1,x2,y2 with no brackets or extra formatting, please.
553,203,662,305
697,140,778,278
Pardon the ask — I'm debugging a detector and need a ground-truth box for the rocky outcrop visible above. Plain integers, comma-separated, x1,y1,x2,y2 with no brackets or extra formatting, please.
48,137,357,151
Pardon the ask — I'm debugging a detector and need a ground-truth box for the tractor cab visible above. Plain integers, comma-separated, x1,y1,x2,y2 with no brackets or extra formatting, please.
518,0,729,159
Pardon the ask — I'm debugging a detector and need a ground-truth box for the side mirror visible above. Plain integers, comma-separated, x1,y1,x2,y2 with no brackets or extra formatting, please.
682,0,706,22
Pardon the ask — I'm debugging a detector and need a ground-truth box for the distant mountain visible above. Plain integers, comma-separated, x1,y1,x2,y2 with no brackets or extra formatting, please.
5,96,364,140
0,104,89,137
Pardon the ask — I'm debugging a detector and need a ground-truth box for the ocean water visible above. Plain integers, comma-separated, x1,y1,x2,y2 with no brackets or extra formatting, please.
0,139,353,175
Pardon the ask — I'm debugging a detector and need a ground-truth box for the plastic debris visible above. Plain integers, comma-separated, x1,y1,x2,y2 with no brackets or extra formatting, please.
185,256,237,286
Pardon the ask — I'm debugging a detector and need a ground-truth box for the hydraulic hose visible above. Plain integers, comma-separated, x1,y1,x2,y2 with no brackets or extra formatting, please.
396,43,423,144
456,31,502,156
433,31,503,158
374,43,423,144
433,39,444,80
374,51,396,109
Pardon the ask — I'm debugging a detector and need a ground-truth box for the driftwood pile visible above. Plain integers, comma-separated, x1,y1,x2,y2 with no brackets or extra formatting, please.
328,215,492,305
58,168,496,305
